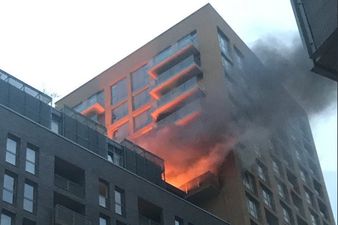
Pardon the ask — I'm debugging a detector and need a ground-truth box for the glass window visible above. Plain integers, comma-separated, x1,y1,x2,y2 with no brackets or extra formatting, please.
114,187,125,216
257,163,267,182
134,110,151,131
262,188,273,209
2,173,15,204
131,65,148,92
99,180,109,208
272,160,281,176
25,147,37,175
305,190,313,205
112,102,128,123
300,169,306,183
247,197,259,220
282,206,291,224
174,217,183,225
99,216,109,225
233,46,244,69
111,78,127,105
243,172,256,193
132,91,149,110
23,182,35,213
0,212,13,225
277,182,287,200
108,145,124,167
310,213,318,225
113,123,129,140
5,137,18,165
218,29,231,57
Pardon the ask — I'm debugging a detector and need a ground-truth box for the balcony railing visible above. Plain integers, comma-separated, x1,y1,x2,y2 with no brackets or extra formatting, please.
0,69,52,104
54,205,92,225
150,35,197,67
73,92,104,115
157,77,198,107
54,174,84,198
139,216,161,225
157,100,201,126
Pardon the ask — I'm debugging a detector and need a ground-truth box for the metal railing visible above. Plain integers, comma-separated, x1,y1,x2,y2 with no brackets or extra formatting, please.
139,216,161,225
54,174,84,198
0,69,52,104
158,77,198,107
151,35,197,66
73,92,104,113
54,205,92,225
180,171,219,194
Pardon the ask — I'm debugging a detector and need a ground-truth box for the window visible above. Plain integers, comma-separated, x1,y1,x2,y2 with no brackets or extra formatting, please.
25,146,37,175
132,90,149,110
295,150,301,161
262,187,273,209
233,46,244,69
131,65,148,92
247,196,259,220
243,172,256,193
2,173,15,204
99,215,109,225
277,182,287,200
23,182,35,213
272,160,281,176
134,109,151,131
113,123,129,140
174,217,183,225
0,212,13,225
51,115,60,134
5,137,18,165
108,145,124,167
99,180,109,208
114,187,125,216
282,205,291,224
257,163,267,182
111,78,127,105
310,212,318,225
112,102,128,122
300,169,307,183
23,218,36,225
218,29,231,57
304,189,313,205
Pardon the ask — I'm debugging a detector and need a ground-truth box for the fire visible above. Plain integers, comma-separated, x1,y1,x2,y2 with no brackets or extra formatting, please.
135,123,237,190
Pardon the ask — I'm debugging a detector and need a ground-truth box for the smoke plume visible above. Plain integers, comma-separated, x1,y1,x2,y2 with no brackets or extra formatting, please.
135,33,337,189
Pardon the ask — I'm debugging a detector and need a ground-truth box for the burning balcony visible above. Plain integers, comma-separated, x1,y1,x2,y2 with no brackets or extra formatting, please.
156,99,202,127
180,172,220,203
150,55,202,98
73,91,105,116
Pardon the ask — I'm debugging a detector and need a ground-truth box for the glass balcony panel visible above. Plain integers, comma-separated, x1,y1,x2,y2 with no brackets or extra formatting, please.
55,205,92,225
54,174,84,198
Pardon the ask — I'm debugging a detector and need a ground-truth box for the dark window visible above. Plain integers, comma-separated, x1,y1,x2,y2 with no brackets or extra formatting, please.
99,214,110,225
108,145,124,167
112,102,128,122
246,195,259,220
174,217,183,225
51,115,60,134
281,203,292,224
5,136,18,166
261,186,274,209
114,187,125,216
2,173,16,204
257,162,268,183
134,109,151,131
132,90,149,110
23,218,36,225
111,79,127,105
243,172,256,193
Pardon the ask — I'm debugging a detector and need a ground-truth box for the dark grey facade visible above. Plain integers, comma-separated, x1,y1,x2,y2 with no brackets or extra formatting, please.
291,0,338,80
0,72,228,225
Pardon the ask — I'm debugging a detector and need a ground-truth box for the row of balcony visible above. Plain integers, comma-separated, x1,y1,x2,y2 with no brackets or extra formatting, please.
73,92,105,116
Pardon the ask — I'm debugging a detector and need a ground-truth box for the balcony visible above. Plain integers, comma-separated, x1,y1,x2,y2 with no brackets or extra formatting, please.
148,36,199,78
54,204,92,225
73,92,105,116
54,174,85,199
151,78,203,119
156,100,202,127
139,216,161,225
150,56,202,98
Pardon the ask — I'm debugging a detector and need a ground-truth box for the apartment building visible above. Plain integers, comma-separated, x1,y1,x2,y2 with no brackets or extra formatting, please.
0,70,229,225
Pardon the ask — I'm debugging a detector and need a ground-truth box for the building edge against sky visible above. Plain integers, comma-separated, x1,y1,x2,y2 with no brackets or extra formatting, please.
55,4,335,225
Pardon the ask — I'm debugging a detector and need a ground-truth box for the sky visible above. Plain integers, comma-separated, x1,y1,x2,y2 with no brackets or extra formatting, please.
0,0,336,222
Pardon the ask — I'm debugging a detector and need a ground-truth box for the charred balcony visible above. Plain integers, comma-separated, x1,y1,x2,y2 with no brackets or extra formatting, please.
181,172,220,204
150,55,202,98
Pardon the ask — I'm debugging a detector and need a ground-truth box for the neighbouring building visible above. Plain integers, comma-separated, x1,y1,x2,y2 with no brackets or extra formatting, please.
0,70,229,225
290,0,338,81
